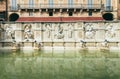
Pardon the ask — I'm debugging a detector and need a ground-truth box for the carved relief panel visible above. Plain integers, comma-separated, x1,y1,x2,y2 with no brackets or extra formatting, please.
24,24,34,41
84,23,96,39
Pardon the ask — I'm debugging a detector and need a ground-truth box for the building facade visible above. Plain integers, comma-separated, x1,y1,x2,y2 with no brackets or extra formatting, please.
7,0,118,22
118,0,120,19
0,0,6,21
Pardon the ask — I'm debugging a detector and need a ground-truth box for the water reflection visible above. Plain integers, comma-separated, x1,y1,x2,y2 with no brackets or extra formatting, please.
0,50,120,79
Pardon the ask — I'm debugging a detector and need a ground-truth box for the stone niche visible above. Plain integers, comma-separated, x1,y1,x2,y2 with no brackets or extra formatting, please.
33,23,42,41
75,22,83,40
42,23,53,40
15,31,22,41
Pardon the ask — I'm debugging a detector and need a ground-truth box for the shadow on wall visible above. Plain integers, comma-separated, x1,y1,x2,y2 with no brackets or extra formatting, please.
9,13,19,21
102,13,114,21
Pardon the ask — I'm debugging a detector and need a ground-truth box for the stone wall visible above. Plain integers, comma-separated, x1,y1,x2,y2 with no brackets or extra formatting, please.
0,22,120,49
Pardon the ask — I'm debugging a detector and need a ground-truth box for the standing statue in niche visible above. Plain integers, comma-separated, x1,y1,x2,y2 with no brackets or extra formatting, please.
24,24,34,41
68,23,74,38
84,23,95,39
5,25,15,40
105,24,116,38
45,23,52,38
54,24,64,39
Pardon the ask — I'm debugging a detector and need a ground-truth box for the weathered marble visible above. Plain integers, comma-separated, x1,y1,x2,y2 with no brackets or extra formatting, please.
0,22,120,50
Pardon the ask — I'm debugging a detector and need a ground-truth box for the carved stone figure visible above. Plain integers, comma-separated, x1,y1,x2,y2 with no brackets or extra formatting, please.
5,25,15,40
45,23,52,38
84,23,95,39
54,24,64,39
80,40,86,48
34,40,42,50
68,23,74,38
101,40,109,48
24,24,34,41
105,24,116,38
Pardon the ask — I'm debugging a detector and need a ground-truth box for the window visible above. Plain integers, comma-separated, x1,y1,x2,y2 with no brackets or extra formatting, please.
69,12,73,16
0,12,5,19
49,0,54,8
88,10,92,16
106,0,111,11
49,12,53,16
29,12,34,16
68,0,73,8
29,0,34,8
10,0,17,10
87,0,93,9
106,0,111,6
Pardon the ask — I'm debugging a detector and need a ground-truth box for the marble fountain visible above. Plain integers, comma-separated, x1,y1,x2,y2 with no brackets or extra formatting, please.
0,21,120,52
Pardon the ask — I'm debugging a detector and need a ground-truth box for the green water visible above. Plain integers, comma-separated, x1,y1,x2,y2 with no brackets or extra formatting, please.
0,50,120,79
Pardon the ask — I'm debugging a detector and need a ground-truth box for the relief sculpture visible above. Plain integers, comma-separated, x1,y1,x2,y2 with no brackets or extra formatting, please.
24,24,34,41
44,23,52,38
84,23,95,39
68,23,74,38
105,24,116,38
54,24,64,39
5,25,15,40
